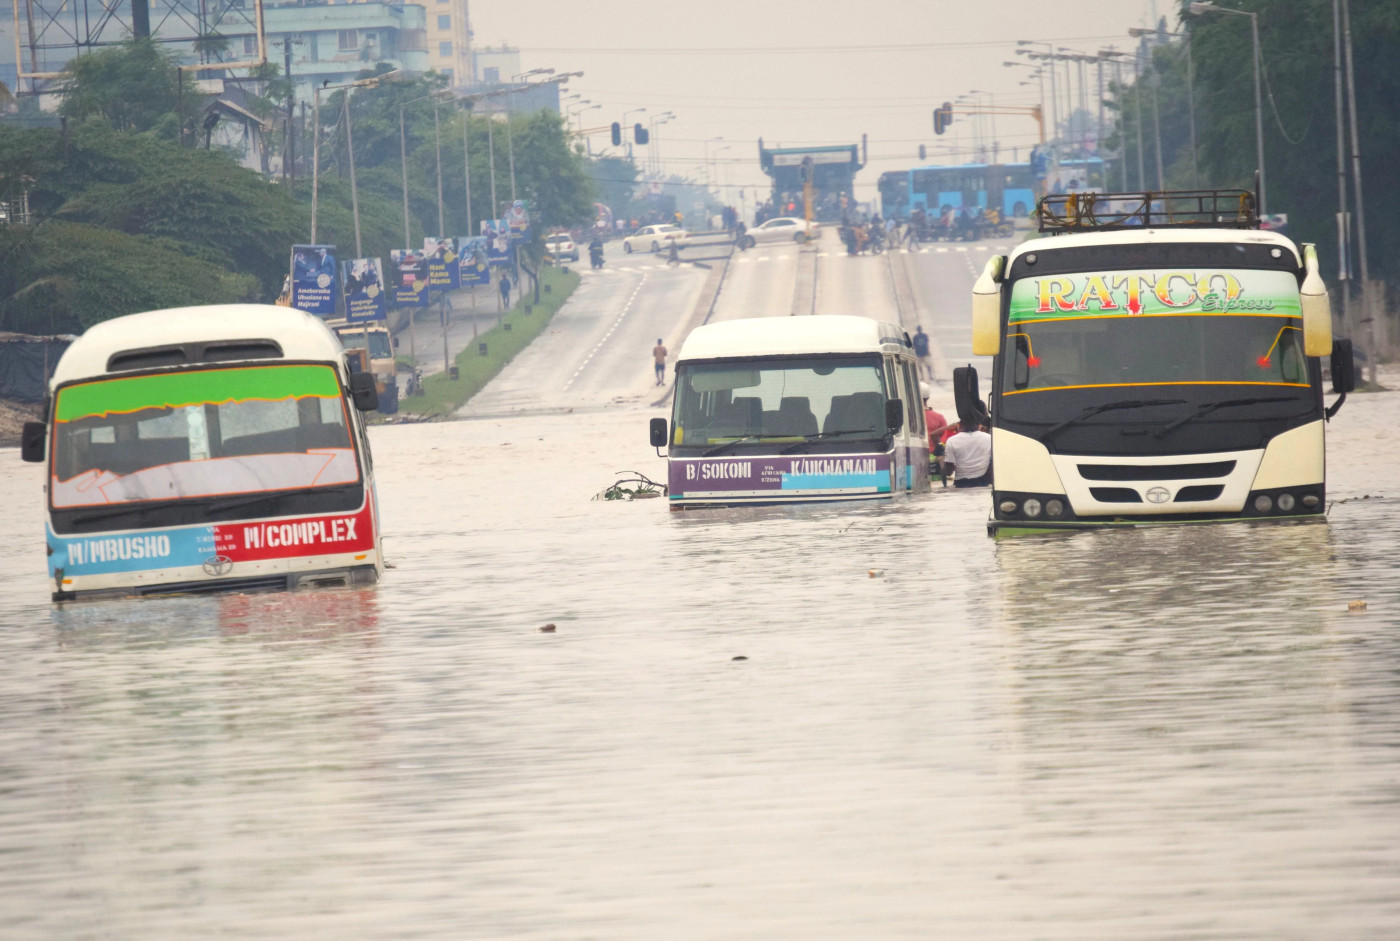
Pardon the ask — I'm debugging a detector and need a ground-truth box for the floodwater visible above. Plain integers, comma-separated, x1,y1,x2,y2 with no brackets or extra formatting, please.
0,385,1397,939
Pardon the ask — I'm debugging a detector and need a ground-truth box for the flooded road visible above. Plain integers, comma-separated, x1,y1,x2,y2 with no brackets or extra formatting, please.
1,374,1397,938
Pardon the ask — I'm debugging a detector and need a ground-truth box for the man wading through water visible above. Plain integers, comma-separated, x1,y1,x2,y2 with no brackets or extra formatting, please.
652,338,668,386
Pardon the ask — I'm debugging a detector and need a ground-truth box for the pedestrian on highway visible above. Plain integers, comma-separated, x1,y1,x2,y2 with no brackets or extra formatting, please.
498,273,512,311
667,241,680,266
652,338,668,386
912,325,932,379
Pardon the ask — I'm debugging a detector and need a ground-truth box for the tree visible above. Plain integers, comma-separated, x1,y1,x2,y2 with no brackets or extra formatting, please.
56,38,190,134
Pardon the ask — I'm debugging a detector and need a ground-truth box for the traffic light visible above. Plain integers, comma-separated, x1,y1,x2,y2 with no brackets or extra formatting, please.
799,155,814,185
919,144,926,161
933,102,953,136
610,122,621,146
634,123,649,145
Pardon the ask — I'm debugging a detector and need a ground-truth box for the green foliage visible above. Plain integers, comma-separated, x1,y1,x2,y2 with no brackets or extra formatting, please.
1111,2,1400,281
56,38,186,133
0,221,259,333
0,40,597,338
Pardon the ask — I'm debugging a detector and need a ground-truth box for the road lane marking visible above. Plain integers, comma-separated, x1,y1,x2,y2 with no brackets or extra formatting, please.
935,247,948,253
955,246,968,252
563,274,647,391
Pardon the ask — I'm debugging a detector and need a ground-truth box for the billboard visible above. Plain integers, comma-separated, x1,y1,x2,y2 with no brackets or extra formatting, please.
289,244,341,317
482,219,512,266
505,199,531,240
390,249,430,307
424,237,461,292
458,236,491,285
341,257,387,322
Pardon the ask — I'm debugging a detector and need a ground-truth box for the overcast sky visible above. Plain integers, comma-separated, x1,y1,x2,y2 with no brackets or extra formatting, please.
471,0,1172,206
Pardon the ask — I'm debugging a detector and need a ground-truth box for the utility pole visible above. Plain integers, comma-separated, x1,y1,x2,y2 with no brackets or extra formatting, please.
1341,0,1376,385
283,42,295,187
1333,0,1351,338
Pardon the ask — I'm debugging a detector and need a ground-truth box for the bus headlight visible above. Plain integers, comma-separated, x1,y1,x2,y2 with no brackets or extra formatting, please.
1253,494,1274,513
1045,498,1065,519
1022,498,1043,518
1301,494,1320,508
1277,493,1296,512
999,500,1019,514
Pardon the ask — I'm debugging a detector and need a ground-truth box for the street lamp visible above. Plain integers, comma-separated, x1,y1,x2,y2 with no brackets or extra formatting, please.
398,89,455,254
649,110,675,175
311,70,400,250
1189,1,1265,212
1129,26,1197,188
1017,43,1060,143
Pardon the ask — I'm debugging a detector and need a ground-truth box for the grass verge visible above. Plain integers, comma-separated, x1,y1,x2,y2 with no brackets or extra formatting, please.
396,266,580,418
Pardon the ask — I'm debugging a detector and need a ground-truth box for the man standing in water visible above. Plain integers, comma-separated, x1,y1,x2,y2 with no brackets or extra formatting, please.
940,417,992,487
652,338,668,386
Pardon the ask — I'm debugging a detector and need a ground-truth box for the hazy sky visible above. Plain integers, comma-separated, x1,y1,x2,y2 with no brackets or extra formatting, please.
471,0,1171,205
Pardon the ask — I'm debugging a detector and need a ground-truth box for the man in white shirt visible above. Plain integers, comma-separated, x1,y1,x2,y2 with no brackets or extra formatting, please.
940,418,993,488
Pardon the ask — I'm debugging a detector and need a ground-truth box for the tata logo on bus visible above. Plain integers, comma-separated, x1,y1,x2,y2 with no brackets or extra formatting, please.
1032,272,1275,316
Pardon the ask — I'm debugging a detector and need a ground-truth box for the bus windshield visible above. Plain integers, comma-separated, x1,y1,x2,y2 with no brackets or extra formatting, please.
337,328,393,360
50,364,359,509
673,356,887,448
998,267,1312,415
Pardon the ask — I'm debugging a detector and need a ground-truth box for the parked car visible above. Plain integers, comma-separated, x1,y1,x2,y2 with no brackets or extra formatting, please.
622,224,689,254
545,233,579,262
749,217,818,244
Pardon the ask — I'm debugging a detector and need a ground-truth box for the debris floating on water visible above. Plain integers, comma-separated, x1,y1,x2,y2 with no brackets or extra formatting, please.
732,655,748,661
539,623,557,633
1347,600,1367,612
869,569,884,578
593,470,668,501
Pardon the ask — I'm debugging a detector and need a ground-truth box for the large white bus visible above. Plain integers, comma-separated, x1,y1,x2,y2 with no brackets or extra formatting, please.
650,315,930,508
958,190,1357,537
20,304,386,601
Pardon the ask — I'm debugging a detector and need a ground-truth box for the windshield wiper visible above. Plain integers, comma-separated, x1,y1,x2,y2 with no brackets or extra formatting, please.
1042,398,1188,439
779,429,883,453
204,492,290,516
702,435,767,457
1154,396,1298,438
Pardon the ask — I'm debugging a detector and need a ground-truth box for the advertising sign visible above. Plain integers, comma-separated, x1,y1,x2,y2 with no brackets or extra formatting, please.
289,244,341,317
482,219,511,266
341,257,387,322
424,237,461,292
458,236,491,285
505,199,530,240
390,249,430,307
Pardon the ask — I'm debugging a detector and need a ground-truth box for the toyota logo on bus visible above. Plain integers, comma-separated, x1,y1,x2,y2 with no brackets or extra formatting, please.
202,555,234,576
1145,486,1172,505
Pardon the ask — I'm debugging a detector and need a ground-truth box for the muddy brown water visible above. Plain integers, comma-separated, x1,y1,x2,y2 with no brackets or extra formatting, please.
0,384,1396,939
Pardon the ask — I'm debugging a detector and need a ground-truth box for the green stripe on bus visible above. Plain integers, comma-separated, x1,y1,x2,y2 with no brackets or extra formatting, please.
55,365,341,422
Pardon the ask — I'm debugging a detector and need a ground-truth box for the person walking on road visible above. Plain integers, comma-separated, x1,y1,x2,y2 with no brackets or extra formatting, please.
652,338,668,386
912,325,932,379
498,273,512,311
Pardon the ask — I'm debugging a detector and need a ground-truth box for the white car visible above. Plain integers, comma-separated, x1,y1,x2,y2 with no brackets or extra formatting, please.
622,224,689,254
748,217,818,245
545,234,578,262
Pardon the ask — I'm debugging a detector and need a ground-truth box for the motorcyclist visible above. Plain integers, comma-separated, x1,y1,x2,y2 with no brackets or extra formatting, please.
589,236,604,268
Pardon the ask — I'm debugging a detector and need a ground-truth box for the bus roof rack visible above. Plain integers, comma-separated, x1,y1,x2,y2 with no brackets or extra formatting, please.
1037,189,1258,234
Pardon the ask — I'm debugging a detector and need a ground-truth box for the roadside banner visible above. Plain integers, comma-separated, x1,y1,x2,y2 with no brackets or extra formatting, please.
458,236,491,285
390,249,430,307
424,237,461,291
483,219,511,266
341,257,387,322
289,244,341,317
505,199,531,241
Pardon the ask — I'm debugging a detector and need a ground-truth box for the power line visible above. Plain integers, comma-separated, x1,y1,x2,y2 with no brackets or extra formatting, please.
527,35,1133,56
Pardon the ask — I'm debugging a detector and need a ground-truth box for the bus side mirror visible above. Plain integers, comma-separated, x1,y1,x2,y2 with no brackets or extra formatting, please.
1300,243,1333,356
20,422,46,463
884,399,903,431
349,372,379,412
953,365,984,425
649,417,668,448
972,255,1005,355
1330,337,1356,394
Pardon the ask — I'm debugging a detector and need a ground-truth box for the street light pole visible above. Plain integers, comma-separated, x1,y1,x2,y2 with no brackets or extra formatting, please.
1341,0,1375,385
1189,2,1265,212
